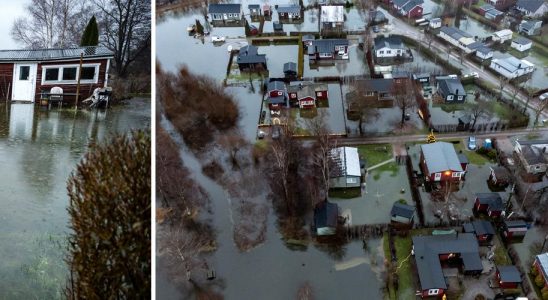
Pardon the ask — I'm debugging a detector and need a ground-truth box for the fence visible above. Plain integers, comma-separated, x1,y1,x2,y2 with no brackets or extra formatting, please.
344,223,387,240
406,156,425,226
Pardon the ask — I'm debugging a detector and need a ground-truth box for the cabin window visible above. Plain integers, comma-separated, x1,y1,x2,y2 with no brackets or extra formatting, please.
379,51,384,54
62,67,77,81
277,91,282,96
457,96,463,100
428,289,439,295
45,68,59,81
81,67,96,80
347,177,358,184
317,91,322,97
452,172,461,178
19,66,30,80
447,95,454,101
41,64,100,85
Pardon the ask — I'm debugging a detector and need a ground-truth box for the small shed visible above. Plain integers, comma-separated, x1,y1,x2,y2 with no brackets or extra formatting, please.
273,21,284,32
488,166,511,188
248,4,261,16
302,34,316,47
496,265,522,289
511,36,532,52
413,72,430,84
473,193,504,218
314,200,339,236
463,220,495,244
390,202,415,226
283,62,297,79
503,220,528,242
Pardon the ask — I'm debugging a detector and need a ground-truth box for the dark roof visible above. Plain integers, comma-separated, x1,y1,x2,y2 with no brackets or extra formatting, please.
458,153,469,165
520,20,542,30
413,233,482,290
513,36,532,45
438,78,466,97
248,4,260,9
355,78,394,93
440,26,473,40
374,35,405,50
421,142,463,173
310,39,348,54
391,202,415,219
401,0,424,12
520,145,546,165
497,265,522,283
267,80,285,92
208,4,241,14
504,220,527,228
476,193,504,211
464,220,495,236
476,45,493,55
273,21,284,30
302,34,316,41
516,0,546,12
372,10,387,22
237,45,266,64
0,46,113,62
283,62,297,73
277,5,301,14
491,166,511,181
392,70,410,79
314,201,339,229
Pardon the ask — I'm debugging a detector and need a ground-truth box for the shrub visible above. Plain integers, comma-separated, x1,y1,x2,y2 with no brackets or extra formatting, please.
536,274,545,288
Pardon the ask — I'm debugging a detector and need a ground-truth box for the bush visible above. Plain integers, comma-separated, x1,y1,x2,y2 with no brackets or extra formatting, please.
536,274,545,288
65,130,151,299
532,265,539,276
487,149,497,160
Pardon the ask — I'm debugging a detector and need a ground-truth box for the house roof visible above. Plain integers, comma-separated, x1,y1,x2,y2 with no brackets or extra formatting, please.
283,62,297,73
536,253,548,282
267,80,285,92
393,0,411,6
0,46,113,62
273,21,284,30
302,34,316,41
237,45,266,64
320,5,344,23
464,220,495,236
521,144,546,164
493,29,513,37
413,233,482,290
314,201,339,229
355,78,394,93
438,78,466,97
497,265,522,283
516,0,546,13
520,19,542,31
476,192,504,211
372,10,387,22
330,146,361,177
277,5,301,14
440,26,473,40
287,82,327,101
401,0,424,12
208,3,241,14
248,4,260,9
480,4,495,11
391,202,415,219
468,41,486,51
476,45,493,55
504,220,527,228
458,153,469,165
486,8,503,16
310,39,348,53
374,35,405,50
513,36,532,45
421,142,463,173
492,56,534,73
490,166,511,181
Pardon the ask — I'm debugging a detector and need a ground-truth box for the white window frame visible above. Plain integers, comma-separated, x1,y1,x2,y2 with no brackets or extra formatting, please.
452,172,461,178
41,63,100,85
447,95,454,101
457,96,463,101
428,289,439,295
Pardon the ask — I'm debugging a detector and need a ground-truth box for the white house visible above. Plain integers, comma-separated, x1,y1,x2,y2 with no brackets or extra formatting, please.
515,0,548,17
476,45,494,60
492,29,513,43
329,146,362,188
438,26,479,53
373,35,408,58
208,4,243,22
511,36,533,52
490,56,535,79
519,20,543,36
429,17,442,29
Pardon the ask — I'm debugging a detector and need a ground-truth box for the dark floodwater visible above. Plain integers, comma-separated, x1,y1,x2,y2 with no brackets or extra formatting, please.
0,99,150,299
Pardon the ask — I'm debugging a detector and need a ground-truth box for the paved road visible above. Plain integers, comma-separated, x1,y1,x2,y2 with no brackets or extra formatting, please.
377,7,547,118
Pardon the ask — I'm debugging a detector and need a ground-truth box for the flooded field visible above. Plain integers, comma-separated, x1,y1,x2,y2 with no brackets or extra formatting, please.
0,99,150,298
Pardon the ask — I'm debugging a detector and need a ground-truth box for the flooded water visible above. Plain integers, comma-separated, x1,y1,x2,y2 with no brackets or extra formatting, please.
0,99,150,299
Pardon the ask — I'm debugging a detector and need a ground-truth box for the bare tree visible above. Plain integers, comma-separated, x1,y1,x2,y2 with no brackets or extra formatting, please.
533,100,548,129
93,0,151,76
219,134,247,169
270,122,298,216
391,80,416,128
498,76,509,100
465,99,493,130
348,81,380,135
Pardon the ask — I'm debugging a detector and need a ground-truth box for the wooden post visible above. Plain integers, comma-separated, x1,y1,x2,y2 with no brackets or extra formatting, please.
75,53,83,110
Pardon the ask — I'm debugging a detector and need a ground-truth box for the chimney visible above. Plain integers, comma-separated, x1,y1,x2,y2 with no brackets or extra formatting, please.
518,63,521,69
455,89,459,95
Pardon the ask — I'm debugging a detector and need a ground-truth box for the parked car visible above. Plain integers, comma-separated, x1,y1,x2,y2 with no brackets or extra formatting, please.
257,130,266,139
539,92,548,101
211,35,226,42
468,136,477,150
463,72,479,78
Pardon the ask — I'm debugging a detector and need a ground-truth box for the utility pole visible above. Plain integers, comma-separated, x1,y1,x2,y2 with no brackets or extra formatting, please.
75,52,83,111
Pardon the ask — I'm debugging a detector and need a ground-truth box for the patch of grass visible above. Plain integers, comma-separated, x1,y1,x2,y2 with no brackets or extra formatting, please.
370,162,399,181
328,187,361,199
452,141,491,166
392,234,414,300
493,234,512,266
433,103,465,113
527,273,543,299
357,144,393,167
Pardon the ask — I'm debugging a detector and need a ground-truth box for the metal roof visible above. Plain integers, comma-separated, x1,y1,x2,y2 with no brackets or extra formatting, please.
440,26,473,40
536,253,548,282
466,220,495,236
475,192,504,211
497,265,522,283
391,202,415,219
237,45,266,64
310,39,348,54
516,0,546,13
314,201,339,229
330,147,361,177
374,35,405,50
401,0,424,12
421,142,463,174
513,36,532,45
208,4,241,14
355,78,394,93
0,46,113,62
283,62,297,73
277,5,301,14
438,78,466,97
492,56,534,73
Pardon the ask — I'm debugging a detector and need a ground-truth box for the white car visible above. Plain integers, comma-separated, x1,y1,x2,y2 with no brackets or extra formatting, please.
540,92,548,101
211,35,225,42
463,72,479,78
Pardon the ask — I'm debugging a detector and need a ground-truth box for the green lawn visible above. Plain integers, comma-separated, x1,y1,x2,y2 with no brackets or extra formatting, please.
448,140,491,166
371,162,399,181
357,144,393,167
493,234,512,265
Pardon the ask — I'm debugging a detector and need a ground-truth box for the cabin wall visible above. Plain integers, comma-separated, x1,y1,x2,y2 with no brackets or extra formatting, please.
0,63,14,99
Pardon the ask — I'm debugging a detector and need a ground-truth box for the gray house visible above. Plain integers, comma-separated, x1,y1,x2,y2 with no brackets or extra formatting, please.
390,202,415,226
519,20,543,36
437,78,467,103
314,201,339,236
277,5,302,20
515,0,548,17
208,4,242,22
329,146,361,189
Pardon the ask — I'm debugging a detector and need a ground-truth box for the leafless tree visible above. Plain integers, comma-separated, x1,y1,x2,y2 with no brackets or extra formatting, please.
465,99,493,130
296,281,314,300
270,122,298,216
93,0,151,76
219,134,247,169
498,76,509,100
533,99,548,129
348,81,380,135
391,80,416,128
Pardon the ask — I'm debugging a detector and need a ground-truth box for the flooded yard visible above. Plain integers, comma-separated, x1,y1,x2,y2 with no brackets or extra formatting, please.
0,98,150,298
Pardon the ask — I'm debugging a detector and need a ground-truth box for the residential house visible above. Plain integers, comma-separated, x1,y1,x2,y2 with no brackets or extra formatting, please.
511,36,533,51
533,252,548,290
320,5,344,35
283,62,297,79
412,233,483,298
515,0,548,17
266,80,287,109
487,0,518,11
347,79,395,109
302,34,316,47
287,82,328,108
492,29,513,43
420,142,465,182
463,220,496,244
473,192,505,218
502,219,528,242
413,73,430,85
485,8,505,20
479,4,497,15
513,139,548,175
429,17,442,28
371,10,388,25
495,266,522,289
314,201,339,236
308,39,349,61
248,4,261,17
476,45,494,60
236,45,267,71
373,35,410,59
437,78,467,103
329,146,362,188
438,26,482,54
390,202,415,227
518,19,543,35
208,4,242,22
490,56,535,78
277,5,302,21
393,0,425,19
488,166,512,187
0,46,113,103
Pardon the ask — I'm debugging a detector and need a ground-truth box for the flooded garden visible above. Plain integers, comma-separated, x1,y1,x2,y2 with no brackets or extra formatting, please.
0,98,150,298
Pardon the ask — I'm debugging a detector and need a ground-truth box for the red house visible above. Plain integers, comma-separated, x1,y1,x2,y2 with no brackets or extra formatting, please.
266,80,287,110
287,82,328,109
420,142,465,182
463,220,495,244
393,0,424,19
502,220,528,243
495,265,522,289
0,46,113,104
533,253,548,290
473,193,504,218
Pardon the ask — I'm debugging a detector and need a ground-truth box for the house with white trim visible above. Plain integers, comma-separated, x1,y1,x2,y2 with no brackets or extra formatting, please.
373,35,409,58
490,56,535,78
518,20,543,35
438,26,483,54
492,29,513,43
515,0,548,17
208,4,243,22
329,146,362,188
511,36,533,52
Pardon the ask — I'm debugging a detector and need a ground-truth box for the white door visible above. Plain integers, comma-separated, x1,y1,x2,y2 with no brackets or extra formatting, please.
12,63,37,102
434,173,442,181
